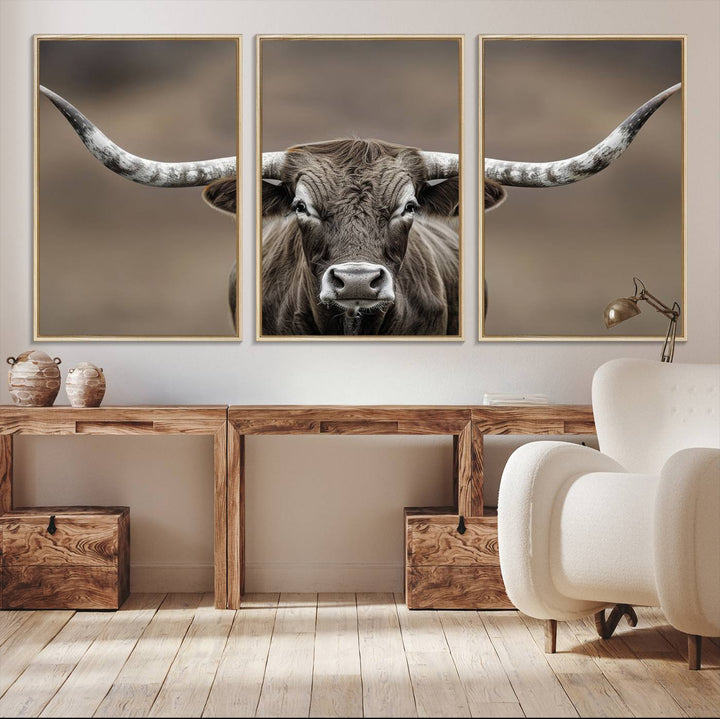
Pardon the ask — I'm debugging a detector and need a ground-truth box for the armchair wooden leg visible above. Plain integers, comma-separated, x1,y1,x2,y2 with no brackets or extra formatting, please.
545,619,558,653
688,634,702,670
594,604,638,639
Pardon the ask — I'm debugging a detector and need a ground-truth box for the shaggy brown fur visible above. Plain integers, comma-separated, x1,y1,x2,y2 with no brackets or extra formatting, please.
260,139,459,336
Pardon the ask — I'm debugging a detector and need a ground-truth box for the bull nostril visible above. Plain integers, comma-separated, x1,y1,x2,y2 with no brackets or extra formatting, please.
369,271,384,290
329,270,344,290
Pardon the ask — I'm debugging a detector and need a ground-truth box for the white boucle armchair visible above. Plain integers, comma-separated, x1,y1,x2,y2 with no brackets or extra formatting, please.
498,358,720,669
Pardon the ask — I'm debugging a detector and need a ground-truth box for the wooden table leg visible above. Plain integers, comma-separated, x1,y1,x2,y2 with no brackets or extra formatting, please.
457,421,482,517
0,435,13,514
471,422,484,516
227,428,245,609
452,435,459,512
213,423,228,609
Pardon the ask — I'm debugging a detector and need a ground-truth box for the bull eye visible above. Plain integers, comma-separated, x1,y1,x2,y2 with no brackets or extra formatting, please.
293,199,308,215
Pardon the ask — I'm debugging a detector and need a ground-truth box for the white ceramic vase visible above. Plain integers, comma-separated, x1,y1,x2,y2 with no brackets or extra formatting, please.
65,362,106,408
7,350,62,406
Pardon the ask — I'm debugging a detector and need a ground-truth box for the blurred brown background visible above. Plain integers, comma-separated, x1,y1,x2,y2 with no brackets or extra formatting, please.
261,39,460,153
37,38,238,338
483,39,683,338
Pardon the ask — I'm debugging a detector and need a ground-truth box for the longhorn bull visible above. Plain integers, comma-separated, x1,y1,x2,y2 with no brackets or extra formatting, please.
40,81,680,334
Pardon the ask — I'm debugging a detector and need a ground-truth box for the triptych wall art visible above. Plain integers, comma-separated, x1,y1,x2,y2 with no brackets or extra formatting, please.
34,34,684,343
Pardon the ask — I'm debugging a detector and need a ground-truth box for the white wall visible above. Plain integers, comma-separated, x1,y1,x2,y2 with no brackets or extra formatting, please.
2,0,718,593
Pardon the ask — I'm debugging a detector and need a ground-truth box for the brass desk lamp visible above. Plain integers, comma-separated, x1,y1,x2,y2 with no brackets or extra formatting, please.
604,277,681,362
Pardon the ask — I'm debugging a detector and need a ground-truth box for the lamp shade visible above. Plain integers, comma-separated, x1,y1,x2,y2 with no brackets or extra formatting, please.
604,297,641,328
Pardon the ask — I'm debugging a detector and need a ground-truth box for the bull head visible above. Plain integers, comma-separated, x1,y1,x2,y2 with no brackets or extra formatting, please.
260,139,459,334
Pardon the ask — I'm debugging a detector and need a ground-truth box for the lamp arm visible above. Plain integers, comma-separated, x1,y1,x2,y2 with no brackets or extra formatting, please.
613,279,681,363
639,289,680,320
662,311,679,363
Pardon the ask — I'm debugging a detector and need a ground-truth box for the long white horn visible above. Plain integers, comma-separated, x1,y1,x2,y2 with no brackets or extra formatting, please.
262,152,287,179
419,151,459,179
40,85,236,187
485,83,681,187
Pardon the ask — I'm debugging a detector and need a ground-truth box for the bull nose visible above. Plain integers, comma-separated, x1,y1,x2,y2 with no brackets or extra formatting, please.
320,262,395,307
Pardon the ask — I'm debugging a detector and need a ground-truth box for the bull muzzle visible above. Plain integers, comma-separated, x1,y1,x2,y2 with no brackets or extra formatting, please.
319,262,395,311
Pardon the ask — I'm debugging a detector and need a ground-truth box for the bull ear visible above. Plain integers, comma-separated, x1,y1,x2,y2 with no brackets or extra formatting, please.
203,178,237,216
417,176,459,217
484,179,507,213
262,179,294,217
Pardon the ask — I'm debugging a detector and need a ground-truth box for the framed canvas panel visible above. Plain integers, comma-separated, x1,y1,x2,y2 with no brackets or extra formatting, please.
35,35,241,340
480,36,685,341
257,35,463,340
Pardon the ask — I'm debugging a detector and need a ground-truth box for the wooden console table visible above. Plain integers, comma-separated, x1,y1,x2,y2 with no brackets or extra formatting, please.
227,406,474,609
1,404,595,610
227,405,594,609
0,406,228,607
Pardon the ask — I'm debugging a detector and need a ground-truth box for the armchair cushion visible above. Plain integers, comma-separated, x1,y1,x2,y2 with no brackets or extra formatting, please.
655,447,720,637
498,441,628,620
550,470,659,607
593,359,720,474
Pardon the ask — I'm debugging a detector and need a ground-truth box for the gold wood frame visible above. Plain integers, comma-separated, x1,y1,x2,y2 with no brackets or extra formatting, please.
256,34,464,342
479,35,686,342
34,34,242,342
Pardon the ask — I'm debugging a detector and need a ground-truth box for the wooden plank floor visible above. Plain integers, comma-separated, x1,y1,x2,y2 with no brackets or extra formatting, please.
0,594,718,718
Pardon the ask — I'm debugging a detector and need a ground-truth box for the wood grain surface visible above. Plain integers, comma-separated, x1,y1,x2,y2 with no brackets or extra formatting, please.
406,514,500,566
394,592,472,717
213,423,228,609
204,593,279,718
356,592,417,717
0,406,226,436
0,434,12,514
472,405,594,435
0,507,129,610
118,510,130,606
95,592,204,718
2,566,122,609
148,593,234,716
227,429,244,610
455,421,477,516
2,595,710,718
1,513,124,567
229,406,472,435
406,565,513,610
309,593,363,718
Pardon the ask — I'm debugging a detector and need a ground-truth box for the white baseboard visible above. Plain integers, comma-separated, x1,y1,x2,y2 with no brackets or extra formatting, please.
131,562,405,594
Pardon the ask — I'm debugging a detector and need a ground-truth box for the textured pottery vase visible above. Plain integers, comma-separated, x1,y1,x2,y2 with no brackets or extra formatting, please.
7,350,62,406
65,362,106,407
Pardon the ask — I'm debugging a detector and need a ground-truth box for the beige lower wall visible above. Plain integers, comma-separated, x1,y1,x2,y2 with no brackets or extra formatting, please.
2,0,718,594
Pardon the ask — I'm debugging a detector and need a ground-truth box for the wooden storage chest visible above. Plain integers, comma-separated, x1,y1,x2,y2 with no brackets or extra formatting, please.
0,506,130,609
405,506,513,609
